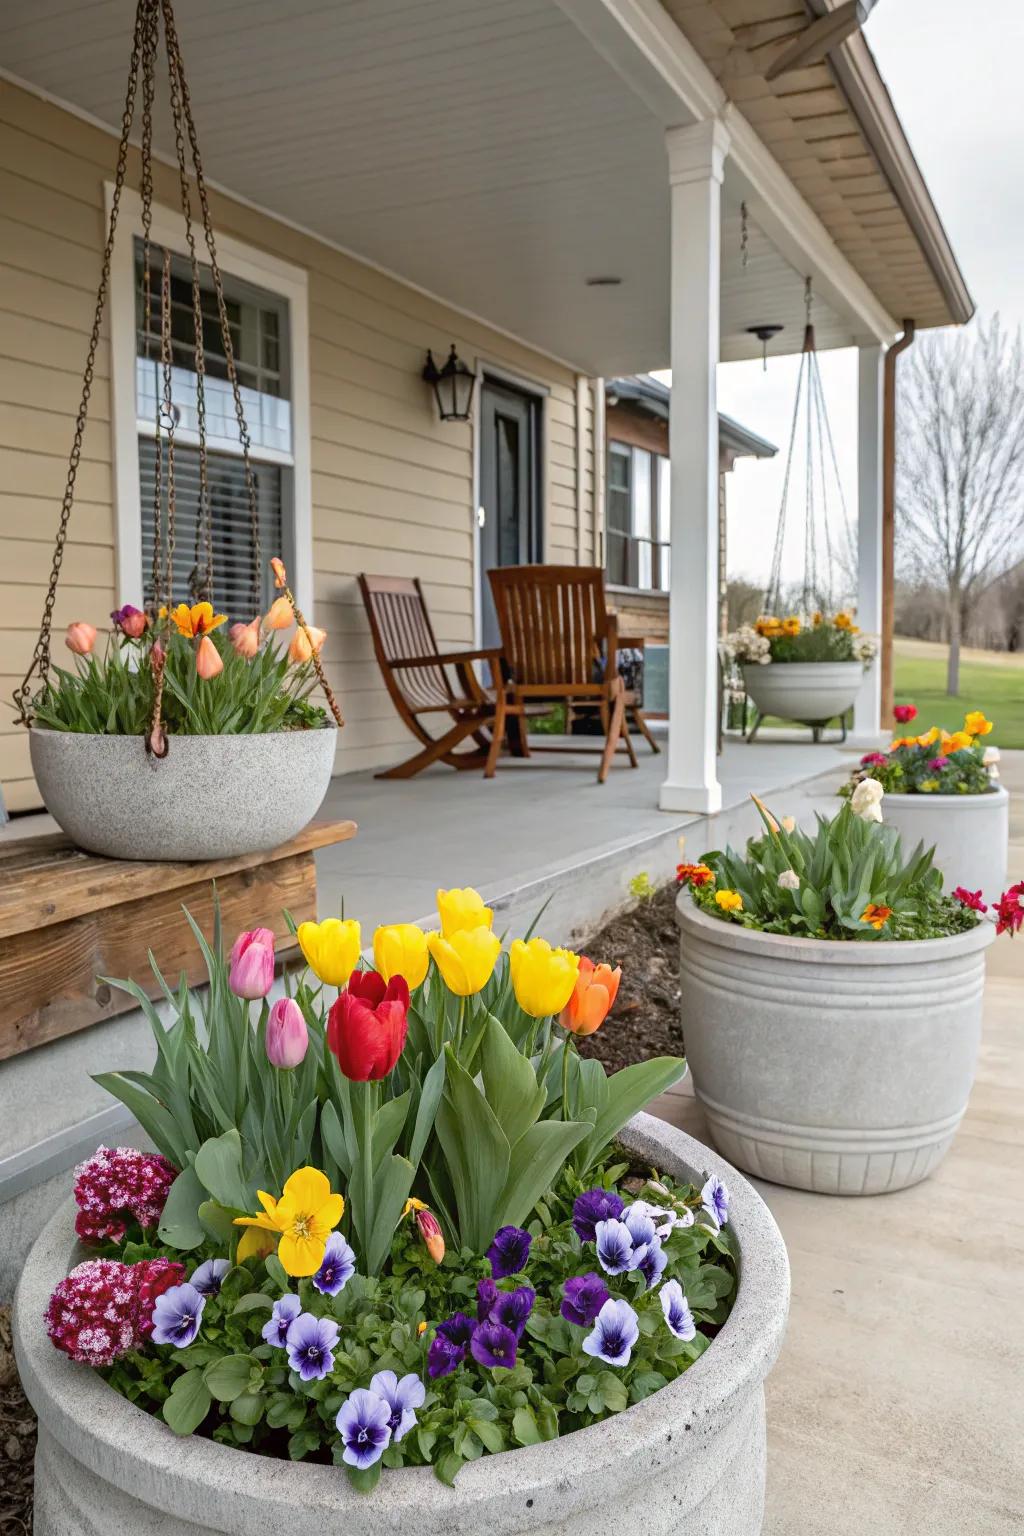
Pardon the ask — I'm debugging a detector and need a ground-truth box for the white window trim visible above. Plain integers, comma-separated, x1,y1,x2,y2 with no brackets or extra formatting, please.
106,184,313,615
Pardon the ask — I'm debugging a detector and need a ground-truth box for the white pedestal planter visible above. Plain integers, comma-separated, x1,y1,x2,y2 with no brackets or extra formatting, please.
14,1114,789,1536
742,661,864,734
29,726,337,861
677,897,994,1196
882,785,1009,901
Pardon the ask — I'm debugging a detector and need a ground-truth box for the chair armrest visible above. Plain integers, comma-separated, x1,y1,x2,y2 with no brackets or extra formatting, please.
600,615,620,682
391,648,504,670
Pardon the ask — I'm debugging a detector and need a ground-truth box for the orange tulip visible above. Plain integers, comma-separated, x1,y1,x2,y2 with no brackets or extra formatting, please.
288,624,326,665
230,618,261,658
270,556,288,589
560,956,621,1037
196,634,224,679
65,622,97,656
265,596,293,630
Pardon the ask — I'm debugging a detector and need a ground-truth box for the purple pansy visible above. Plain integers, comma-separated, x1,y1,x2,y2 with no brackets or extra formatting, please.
427,1333,466,1379
486,1225,532,1279
312,1231,356,1297
582,1297,639,1368
636,1238,668,1290
151,1282,205,1348
285,1311,340,1382
594,1218,637,1276
439,1312,477,1347
701,1175,730,1229
188,1258,230,1297
560,1272,610,1327
470,1320,518,1370
262,1292,301,1348
369,1370,425,1443
572,1187,624,1243
476,1277,499,1321
336,1387,392,1469
487,1286,535,1340
660,1279,696,1341
927,756,950,772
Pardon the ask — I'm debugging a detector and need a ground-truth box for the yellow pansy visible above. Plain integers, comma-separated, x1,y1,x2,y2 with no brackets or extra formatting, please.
715,890,743,913
297,917,362,987
781,616,800,637
436,887,493,938
233,1166,344,1277
426,926,501,996
918,726,941,747
919,779,940,792
946,731,973,753
168,601,227,638
373,923,429,989
508,937,580,1019
964,711,993,737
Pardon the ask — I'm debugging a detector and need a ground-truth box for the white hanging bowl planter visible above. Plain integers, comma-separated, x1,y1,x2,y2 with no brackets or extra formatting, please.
14,1115,790,1536
881,784,1009,902
29,726,337,861
677,895,994,1195
742,661,863,730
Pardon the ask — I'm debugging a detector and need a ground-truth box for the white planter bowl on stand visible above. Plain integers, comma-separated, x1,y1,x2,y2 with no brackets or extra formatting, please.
677,896,994,1196
742,660,863,734
14,1114,790,1536
882,784,1009,901
30,726,337,861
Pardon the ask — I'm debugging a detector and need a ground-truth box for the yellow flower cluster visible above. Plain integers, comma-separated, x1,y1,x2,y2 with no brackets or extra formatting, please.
755,611,859,637
891,711,994,754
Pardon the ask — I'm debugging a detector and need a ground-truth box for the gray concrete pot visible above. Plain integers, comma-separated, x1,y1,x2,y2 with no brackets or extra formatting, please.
14,1114,789,1536
882,784,1009,902
29,726,337,860
678,896,994,1196
742,660,863,726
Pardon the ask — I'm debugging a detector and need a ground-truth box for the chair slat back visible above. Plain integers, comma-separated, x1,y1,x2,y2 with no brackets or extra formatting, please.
488,565,606,687
358,575,455,711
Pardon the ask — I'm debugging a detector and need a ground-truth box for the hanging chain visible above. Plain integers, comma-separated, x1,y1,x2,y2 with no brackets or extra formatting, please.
740,201,749,270
159,247,178,605
13,0,149,723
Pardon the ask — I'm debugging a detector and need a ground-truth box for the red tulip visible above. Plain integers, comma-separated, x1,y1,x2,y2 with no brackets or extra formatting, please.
327,969,410,1081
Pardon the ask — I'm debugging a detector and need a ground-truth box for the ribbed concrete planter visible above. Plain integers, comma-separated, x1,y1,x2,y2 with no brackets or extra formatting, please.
677,897,994,1195
882,784,1009,901
14,1114,789,1536
742,660,863,727
29,726,337,861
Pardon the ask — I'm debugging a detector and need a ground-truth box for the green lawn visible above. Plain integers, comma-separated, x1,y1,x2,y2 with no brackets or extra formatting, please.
894,639,1024,748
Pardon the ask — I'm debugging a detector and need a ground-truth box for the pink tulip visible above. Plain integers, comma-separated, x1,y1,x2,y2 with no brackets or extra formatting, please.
266,997,308,1068
228,928,276,999
65,622,97,656
288,625,326,665
229,618,261,659
195,634,223,679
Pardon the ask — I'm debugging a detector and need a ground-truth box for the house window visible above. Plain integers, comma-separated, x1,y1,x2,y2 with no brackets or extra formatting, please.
134,240,293,621
606,441,670,592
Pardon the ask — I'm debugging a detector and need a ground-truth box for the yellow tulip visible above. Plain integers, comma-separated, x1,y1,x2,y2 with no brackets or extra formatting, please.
236,1225,277,1264
427,926,501,996
233,1166,344,1277
297,917,362,987
169,601,227,638
436,886,493,938
373,923,429,989
509,937,580,1019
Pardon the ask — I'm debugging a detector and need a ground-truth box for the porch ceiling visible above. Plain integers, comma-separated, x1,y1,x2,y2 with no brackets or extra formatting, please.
3,0,874,373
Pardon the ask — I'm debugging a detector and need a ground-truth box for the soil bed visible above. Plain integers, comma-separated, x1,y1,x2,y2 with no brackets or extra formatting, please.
1,1306,36,1536
576,884,682,1074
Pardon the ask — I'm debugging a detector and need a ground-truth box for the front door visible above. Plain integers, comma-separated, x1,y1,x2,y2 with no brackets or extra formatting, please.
479,378,541,648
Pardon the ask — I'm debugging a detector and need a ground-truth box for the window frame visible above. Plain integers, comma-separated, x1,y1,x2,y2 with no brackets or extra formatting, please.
605,439,670,595
107,185,312,615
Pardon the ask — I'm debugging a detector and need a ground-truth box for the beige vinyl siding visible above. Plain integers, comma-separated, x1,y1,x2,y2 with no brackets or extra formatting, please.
0,81,596,809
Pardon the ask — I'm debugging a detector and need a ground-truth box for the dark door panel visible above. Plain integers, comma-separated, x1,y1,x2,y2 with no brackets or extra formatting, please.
479,379,541,648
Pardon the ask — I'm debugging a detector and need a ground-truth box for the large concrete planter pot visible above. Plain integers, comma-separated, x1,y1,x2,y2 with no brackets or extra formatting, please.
14,1114,789,1536
882,784,1009,900
29,726,337,861
742,660,863,729
678,897,994,1196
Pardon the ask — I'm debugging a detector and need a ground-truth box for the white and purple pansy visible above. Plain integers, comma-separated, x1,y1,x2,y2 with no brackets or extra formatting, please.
313,1231,356,1297
188,1258,230,1297
369,1370,425,1443
150,1282,205,1348
660,1279,696,1342
594,1218,638,1276
336,1387,393,1470
261,1292,301,1349
582,1298,639,1368
285,1312,339,1382
700,1175,730,1229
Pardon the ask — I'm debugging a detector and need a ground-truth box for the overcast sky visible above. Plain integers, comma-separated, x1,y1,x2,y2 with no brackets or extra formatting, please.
712,0,1023,593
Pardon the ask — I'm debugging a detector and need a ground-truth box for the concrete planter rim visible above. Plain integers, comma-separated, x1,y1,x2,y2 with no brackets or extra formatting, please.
881,783,1007,804
28,724,335,742
740,660,864,673
677,891,995,967
14,1113,789,1535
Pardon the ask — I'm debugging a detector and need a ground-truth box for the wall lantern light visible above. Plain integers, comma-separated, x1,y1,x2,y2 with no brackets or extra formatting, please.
423,344,476,422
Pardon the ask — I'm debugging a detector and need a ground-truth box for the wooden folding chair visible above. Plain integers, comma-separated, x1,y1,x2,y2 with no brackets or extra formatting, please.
487,565,639,783
359,574,521,779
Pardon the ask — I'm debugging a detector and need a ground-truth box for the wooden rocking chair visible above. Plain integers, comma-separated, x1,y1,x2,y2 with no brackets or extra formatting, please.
359,574,522,779
487,565,639,783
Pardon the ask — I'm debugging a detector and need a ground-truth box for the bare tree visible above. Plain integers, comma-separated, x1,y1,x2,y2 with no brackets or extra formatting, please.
896,315,1024,693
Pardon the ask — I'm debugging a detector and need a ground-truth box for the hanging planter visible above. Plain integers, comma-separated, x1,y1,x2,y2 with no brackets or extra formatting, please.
740,659,865,741
12,0,343,862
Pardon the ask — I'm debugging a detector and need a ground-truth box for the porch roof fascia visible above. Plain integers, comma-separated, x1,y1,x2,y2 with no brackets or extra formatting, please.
554,0,901,347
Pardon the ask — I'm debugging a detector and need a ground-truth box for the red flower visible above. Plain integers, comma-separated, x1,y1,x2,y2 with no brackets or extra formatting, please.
893,704,918,724
994,882,1024,937
327,969,410,1080
134,1257,187,1338
677,862,714,887
952,887,988,913
45,1259,139,1365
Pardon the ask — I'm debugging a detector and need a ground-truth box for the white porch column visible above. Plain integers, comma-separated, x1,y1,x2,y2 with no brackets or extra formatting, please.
659,119,729,815
851,343,885,745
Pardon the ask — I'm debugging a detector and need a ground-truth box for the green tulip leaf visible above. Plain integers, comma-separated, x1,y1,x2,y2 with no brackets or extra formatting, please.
194,1129,252,1211
365,1153,416,1277
480,1014,546,1147
156,1165,207,1250
435,1045,510,1253
499,1118,591,1231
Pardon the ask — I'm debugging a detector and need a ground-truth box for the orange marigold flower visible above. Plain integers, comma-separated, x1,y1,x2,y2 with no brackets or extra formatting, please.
859,903,892,930
677,862,715,887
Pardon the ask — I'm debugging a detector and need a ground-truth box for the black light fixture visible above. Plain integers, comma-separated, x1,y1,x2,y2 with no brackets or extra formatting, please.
746,323,784,370
423,344,476,422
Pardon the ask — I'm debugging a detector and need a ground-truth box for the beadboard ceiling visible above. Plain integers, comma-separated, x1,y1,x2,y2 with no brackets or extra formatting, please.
0,0,861,372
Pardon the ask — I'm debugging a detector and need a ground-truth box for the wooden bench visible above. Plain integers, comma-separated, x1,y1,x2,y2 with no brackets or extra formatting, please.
0,819,356,1061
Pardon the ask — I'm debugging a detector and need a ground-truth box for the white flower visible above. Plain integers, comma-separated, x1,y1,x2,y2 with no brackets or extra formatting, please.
850,779,884,823
781,816,796,833
983,746,1000,779
777,869,800,890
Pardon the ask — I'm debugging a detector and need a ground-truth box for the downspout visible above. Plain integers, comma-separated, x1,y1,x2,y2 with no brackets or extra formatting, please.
880,320,915,727
592,377,607,569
